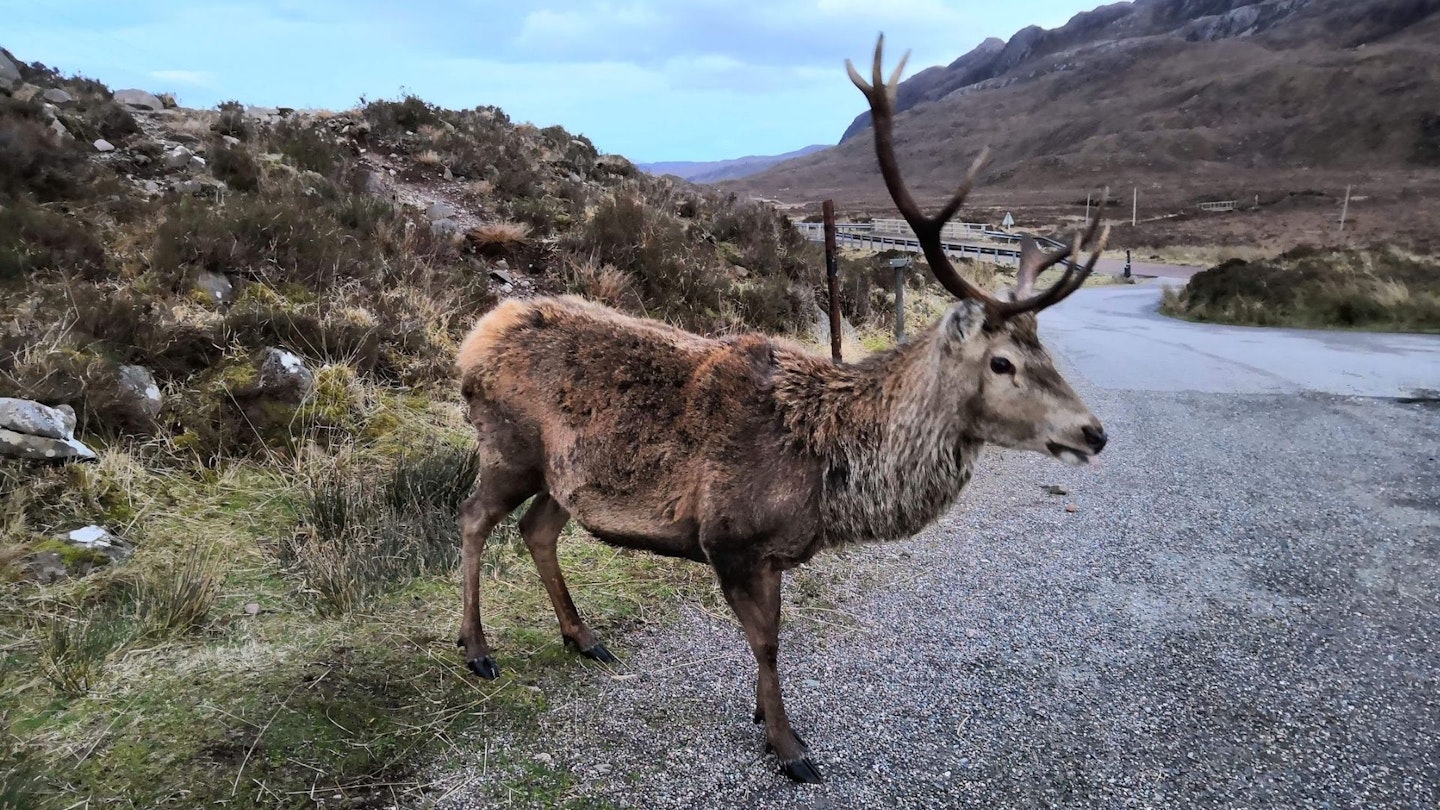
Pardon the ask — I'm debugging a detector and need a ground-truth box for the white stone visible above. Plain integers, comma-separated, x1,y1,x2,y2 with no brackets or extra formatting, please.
93,139,116,153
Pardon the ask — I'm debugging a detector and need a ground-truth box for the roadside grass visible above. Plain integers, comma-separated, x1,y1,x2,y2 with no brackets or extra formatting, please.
1160,245,1440,333
0,388,715,808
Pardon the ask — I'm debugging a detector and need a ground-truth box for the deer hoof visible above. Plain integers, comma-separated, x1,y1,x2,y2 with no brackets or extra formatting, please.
467,655,501,679
780,756,824,784
564,636,618,663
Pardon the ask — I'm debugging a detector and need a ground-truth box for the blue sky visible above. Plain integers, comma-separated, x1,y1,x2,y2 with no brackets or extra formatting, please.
4,1,1107,162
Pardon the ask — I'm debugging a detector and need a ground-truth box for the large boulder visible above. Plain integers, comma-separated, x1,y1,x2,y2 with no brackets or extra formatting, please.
0,51,19,91
0,398,96,462
41,87,72,105
163,145,193,169
113,88,164,111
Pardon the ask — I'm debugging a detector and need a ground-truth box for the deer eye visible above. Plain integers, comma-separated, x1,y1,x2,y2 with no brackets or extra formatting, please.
989,356,1015,375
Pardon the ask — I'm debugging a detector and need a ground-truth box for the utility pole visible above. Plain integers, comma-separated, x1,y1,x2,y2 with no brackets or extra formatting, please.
823,200,842,362
1338,185,1352,233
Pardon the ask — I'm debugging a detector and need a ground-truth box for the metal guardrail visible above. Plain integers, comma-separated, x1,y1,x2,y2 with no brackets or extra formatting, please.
795,221,1083,269
1198,200,1237,212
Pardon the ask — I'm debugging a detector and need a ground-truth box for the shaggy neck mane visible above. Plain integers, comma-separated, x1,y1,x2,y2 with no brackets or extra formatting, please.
773,324,982,546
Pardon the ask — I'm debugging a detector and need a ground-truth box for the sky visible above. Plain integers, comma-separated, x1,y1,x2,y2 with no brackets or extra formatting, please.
3,1,1109,162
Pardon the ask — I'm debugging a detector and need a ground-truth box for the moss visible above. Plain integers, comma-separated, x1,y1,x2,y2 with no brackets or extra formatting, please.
30,538,111,570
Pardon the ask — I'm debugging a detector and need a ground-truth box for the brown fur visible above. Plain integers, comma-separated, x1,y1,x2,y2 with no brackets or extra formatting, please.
453,293,1105,779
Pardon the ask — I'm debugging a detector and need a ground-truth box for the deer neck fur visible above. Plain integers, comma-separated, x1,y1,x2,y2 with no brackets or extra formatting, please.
774,320,983,547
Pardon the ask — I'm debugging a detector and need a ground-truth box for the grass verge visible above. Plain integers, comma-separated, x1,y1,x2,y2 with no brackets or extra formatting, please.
1160,245,1440,332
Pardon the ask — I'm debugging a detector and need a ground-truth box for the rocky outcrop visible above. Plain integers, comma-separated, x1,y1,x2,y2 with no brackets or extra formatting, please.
0,49,19,90
0,398,97,462
114,88,164,111
117,365,163,421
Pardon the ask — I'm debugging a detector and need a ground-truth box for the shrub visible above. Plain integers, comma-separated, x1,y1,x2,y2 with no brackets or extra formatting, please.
134,549,223,638
212,100,249,140
0,104,89,202
207,141,260,191
0,203,108,281
363,95,441,137
38,610,132,697
268,120,349,177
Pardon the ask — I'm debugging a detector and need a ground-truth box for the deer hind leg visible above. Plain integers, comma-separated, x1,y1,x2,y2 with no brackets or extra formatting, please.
457,468,537,680
713,556,822,784
518,493,617,664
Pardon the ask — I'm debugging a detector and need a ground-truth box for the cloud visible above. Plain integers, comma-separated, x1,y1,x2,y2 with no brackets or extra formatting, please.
2,0,1101,160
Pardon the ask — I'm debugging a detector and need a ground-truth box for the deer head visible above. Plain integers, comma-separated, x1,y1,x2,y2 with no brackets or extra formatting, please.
848,35,1110,465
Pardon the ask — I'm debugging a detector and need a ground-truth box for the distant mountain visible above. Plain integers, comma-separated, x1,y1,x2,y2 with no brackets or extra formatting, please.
735,0,1440,203
639,144,828,183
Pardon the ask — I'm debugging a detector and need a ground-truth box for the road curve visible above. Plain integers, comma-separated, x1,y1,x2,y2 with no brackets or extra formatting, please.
1042,282,1440,399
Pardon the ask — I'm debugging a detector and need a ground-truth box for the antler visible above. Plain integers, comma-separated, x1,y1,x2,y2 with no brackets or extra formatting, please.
846,35,1111,320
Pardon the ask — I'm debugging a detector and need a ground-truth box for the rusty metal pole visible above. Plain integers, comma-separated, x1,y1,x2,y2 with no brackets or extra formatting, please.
823,200,842,362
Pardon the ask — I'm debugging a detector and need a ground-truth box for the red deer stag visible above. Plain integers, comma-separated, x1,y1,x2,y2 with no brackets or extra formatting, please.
454,34,1110,783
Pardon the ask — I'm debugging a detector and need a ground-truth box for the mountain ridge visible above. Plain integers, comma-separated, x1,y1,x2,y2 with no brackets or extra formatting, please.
639,144,827,183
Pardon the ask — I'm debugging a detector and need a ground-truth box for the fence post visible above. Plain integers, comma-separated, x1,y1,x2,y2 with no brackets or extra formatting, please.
823,200,842,362
890,257,910,344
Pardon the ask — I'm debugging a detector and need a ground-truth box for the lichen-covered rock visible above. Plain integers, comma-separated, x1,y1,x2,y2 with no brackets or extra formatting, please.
0,428,97,462
117,365,163,420
195,270,234,304
0,397,76,439
257,348,314,401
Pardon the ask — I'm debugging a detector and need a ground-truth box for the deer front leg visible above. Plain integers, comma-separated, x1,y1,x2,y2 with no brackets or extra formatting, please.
714,556,822,784
518,493,617,663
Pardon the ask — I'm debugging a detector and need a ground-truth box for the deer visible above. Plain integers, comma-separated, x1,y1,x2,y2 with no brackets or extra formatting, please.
453,34,1110,784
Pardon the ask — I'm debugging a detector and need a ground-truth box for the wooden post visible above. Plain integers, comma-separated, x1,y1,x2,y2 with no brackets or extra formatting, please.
1339,185,1352,233
894,266,906,344
1086,192,1091,222
823,200,842,362
1132,187,1137,227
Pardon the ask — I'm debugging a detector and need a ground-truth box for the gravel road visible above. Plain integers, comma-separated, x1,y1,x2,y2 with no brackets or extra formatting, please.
433,287,1440,809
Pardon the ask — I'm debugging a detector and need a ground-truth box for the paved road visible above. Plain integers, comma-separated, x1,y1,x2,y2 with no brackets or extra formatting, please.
435,290,1440,809
1044,282,1440,398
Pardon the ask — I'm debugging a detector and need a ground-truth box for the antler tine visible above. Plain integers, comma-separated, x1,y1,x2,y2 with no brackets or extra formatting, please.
849,34,1000,307
997,202,1111,318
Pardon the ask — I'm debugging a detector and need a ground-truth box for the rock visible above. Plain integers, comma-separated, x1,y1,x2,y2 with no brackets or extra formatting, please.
1065,503,1079,513
0,398,76,439
60,525,132,568
430,218,464,237
195,270,233,304
0,428,97,462
222,135,241,147
257,348,314,401
48,117,70,141
158,92,178,109
188,155,207,171
1045,485,1068,496
176,179,204,195
164,145,193,169
24,551,68,584
93,139,116,153
426,201,456,221
141,179,162,195
595,154,636,178
41,87,72,105
11,83,42,103
0,51,19,90
114,88,164,111
489,267,514,285
244,602,261,616
117,365,163,420
443,167,454,181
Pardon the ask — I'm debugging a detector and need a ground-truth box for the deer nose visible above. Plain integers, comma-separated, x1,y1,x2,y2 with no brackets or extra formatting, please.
1082,425,1108,454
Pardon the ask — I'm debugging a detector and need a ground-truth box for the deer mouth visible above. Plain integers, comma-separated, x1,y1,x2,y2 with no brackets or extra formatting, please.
1046,442,1090,466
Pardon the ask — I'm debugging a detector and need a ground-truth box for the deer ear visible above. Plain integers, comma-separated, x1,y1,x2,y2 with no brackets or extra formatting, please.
945,300,987,342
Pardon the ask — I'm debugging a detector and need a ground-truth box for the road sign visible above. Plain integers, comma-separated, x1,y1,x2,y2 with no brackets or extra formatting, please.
1002,211,1015,229
888,257,911,268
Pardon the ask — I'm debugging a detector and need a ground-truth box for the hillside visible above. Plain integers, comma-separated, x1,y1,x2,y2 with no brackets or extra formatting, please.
0,43,826,807
734,0,1440,222
639,144,827,183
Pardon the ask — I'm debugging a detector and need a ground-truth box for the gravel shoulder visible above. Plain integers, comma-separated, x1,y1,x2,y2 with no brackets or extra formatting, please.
430,381,1440,808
